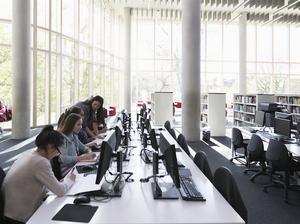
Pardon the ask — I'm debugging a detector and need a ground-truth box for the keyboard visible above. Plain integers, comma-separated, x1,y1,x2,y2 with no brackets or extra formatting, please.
259,132,288,141
178,176,206,201
243,126,258,133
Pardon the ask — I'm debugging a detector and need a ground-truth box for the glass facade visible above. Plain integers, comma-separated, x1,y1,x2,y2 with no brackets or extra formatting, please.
0,0,123,127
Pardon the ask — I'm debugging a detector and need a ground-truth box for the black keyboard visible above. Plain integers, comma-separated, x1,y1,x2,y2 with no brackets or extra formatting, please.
243,127,257,133
178,176,206,201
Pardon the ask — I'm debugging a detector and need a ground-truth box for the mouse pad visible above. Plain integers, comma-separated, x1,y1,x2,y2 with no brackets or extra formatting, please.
52,203,98,223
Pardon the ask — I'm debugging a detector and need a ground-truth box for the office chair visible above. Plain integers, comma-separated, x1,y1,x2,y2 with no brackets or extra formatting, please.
176,134,192,157
0,167,6,223
244,134,268,182
50,156,62,180
263,139,300,202
164,120,171,132
230,127,249,165
214,166,248,223
193,151,213,182
168,128,176,140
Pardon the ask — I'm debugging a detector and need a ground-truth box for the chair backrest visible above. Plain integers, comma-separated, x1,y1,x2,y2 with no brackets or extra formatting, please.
193,151,213,182
0,167,6,222
231,127,244,148
247,134,264,161
164,120,171,131
50,156,62,180
214,166,248,223
266,139,290,171
169,128,176,139
176,134,191,157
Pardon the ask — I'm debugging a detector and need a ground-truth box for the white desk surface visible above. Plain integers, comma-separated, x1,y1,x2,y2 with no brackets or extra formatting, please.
27,130,244,224
240,127,300,157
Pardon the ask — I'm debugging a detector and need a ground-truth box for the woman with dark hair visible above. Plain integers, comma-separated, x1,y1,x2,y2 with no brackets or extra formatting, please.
2,125,76,224
58,113,96,173
74,95,105,139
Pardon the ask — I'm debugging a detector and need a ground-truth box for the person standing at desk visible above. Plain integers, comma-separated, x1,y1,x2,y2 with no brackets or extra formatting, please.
74,95,104,140
58,113,96,174
2,125,76,224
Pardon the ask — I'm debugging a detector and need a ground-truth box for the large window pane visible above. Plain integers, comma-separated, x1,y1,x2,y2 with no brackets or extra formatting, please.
62,57,75,109
36,51,47,125
257,25,272,61
273,25,289,62
62,0,75,37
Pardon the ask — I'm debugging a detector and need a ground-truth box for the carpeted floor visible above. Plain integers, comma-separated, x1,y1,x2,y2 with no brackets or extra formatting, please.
188,140,300,224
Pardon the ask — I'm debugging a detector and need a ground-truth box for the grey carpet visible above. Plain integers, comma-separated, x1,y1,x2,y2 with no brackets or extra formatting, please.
188,140,300,224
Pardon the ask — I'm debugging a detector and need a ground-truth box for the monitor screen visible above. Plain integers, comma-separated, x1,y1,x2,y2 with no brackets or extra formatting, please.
254,111,265,127
274,117,291,138
159,132,180,188
149,129,158,151
95,141,113,184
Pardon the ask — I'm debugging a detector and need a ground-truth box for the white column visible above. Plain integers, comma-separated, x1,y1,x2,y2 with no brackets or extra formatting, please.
239,12,247,94
124,8,131,112
12,0,31,139
182,0,201,141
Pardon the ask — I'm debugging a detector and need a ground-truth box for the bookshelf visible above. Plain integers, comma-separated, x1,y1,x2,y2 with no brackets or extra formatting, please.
233,94,275,126
201,93,226,136
276,95,300,114
151,92,173,126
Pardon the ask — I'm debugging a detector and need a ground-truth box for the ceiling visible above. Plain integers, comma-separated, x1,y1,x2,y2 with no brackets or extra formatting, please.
105,0,300,25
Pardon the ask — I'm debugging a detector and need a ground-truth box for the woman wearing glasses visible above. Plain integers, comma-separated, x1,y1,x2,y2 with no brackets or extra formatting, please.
2,125,76,224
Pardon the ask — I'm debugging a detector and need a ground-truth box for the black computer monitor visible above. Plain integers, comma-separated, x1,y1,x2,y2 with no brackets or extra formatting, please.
95,141,113,185
149,129,158,151
151,132,180,199
254,111,265,127
274,117,291,138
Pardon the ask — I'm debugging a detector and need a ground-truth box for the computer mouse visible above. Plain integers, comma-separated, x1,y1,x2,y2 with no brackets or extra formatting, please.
73,195,91,204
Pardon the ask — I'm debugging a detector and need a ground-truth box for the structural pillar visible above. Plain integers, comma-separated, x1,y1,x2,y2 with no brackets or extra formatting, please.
182,0,201,141
124,8,131,112
12,0,31,139
239,12,247,94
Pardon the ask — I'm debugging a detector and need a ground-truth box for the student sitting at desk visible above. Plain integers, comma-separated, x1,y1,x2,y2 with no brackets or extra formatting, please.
2,125,76,224
58,113,96,174
57,106,92,144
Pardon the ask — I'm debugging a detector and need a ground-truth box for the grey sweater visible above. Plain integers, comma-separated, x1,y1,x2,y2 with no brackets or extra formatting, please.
58,133,90,172
2,151,74,222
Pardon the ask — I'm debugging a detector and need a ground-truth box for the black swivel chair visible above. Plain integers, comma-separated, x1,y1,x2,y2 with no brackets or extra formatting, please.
263,139,300,202
177,134,192,157
244,134,268,182
193,151,213,182
230,127,249,165
214,166,248,223
164,120,171,132
0,167,6,223
169,128,176,140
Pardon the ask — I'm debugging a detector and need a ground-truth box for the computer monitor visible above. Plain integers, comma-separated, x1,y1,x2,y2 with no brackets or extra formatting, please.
151,132,180,199
95,141,113,185
254,111,265,127
274,117,291,138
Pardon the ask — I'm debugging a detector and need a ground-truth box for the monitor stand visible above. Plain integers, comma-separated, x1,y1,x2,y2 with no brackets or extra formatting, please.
151,182,179,200
77,176,124,198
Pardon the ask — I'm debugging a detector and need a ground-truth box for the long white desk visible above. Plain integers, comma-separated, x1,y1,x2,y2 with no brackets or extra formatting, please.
240,127,300,157
27,130,244,224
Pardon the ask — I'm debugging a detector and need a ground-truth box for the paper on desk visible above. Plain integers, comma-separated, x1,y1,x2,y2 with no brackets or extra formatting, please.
89,138,103,147
67,174,100,195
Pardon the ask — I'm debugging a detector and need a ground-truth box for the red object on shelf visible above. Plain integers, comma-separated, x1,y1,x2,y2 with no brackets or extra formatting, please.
173,102,182,108
108,106,116,116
